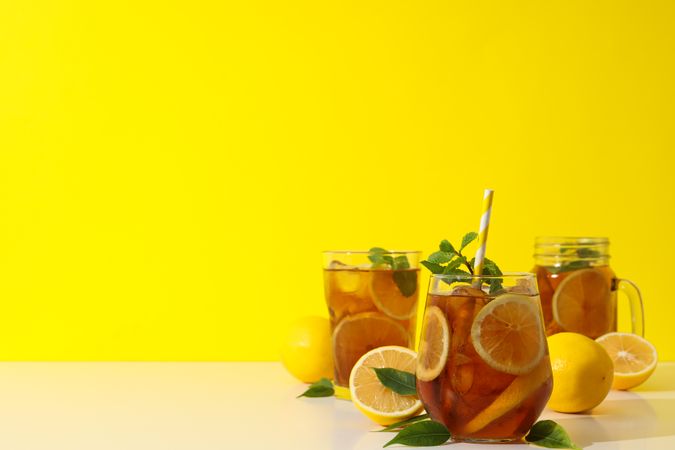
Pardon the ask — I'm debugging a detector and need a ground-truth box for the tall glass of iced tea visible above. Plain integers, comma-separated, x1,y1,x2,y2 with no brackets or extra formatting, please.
323,250,421,398
533,237,644,338
416,273,552,442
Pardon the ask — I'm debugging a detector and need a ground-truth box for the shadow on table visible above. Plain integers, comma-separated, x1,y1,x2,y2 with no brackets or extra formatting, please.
553,394,675,447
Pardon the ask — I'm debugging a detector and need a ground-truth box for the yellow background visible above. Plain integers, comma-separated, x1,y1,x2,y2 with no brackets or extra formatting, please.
0,1,673,360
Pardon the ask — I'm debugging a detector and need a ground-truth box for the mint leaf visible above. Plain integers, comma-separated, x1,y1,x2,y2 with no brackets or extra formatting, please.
383,420,451,447
576,248,600,258
439,239,455,254
369,248,394,267
393,255,410,269
427,251,453,264
421,261,444,274
460,232,478,251
378,414,430,432
444,258,461,271
297,378,334,398
393,270,417,297
525,420,581,450
373,368,417,395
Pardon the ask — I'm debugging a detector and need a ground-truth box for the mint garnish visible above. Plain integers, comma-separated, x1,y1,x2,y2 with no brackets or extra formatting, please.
421,234,503,292
378,414,430,432
525,420,581,449
550,247,602,273
369,248,418,297
383,420,451,447
297,378,334,398
373,368,417,396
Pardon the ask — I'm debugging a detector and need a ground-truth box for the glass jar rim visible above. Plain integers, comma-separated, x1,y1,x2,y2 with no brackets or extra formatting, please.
534,236,609,246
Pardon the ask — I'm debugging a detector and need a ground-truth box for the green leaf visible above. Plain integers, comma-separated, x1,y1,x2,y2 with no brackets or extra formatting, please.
576,248,600,259
427,251,453,264
383,420,451,447
393,255,411,270
526,420,581,449
373,368,417,395
439,239,455,254
370,247,388,254
460,232,478,251
393,270,418,297
421,261,444,274
378,414,430,432
444,257,464,271
297,378,334,398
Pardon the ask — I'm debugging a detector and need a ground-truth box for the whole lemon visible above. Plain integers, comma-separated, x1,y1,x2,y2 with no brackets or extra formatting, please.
547,332,614,413
281,316,333,383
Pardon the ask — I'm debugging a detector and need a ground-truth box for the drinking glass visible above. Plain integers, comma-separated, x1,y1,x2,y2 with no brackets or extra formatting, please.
323,250,420,397
416,272,552,442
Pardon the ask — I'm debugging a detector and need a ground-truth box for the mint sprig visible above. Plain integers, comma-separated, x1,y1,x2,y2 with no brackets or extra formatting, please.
421,234,503,293
373,368,417,396
297,378,334,398
369,248,417,297
550,247,603,273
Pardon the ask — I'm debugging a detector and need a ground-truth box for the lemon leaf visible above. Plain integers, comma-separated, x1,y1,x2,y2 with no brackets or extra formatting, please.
377,414,430,432
383,420,450,447
373,367,417,395
297,378,334,398
525,420,581,450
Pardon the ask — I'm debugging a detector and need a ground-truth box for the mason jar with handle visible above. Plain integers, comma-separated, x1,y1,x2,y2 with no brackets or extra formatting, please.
533,237,644,339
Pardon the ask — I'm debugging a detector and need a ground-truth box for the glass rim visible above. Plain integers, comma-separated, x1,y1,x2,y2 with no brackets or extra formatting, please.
534,236,609,246
431,271,534,280
322,250,422,255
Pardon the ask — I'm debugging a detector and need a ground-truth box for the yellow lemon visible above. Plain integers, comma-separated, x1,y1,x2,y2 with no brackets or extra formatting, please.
547,332,613,413
349,346,423,425
281,316,333,383
596,332,658,390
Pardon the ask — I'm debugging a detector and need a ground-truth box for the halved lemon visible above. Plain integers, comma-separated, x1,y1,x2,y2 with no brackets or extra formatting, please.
470,294,545,375
596,332,658,390
332,312,409,387
349,345,423,425
416,306,450,382
369,270,418,320
552,268,611,338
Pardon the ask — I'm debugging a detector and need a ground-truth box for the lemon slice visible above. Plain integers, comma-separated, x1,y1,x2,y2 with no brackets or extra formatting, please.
369,270,418,320
552,268,611,338
416,306,450,381
332,312,409,387
462,356,552,435
596,332,658,390
349,345,423,425
471,294,545,375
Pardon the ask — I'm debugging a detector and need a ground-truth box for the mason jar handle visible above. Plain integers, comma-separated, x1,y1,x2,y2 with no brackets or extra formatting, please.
616,278,644,336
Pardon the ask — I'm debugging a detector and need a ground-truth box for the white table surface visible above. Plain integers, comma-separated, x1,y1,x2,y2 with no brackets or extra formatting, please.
0,362,672,449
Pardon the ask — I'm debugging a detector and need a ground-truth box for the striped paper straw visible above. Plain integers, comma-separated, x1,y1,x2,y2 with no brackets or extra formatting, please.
472,189,494,277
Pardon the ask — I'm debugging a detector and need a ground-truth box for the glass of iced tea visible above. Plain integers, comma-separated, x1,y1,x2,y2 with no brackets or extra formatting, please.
323,250,421,397
416,272,552,442
533,237,644,339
